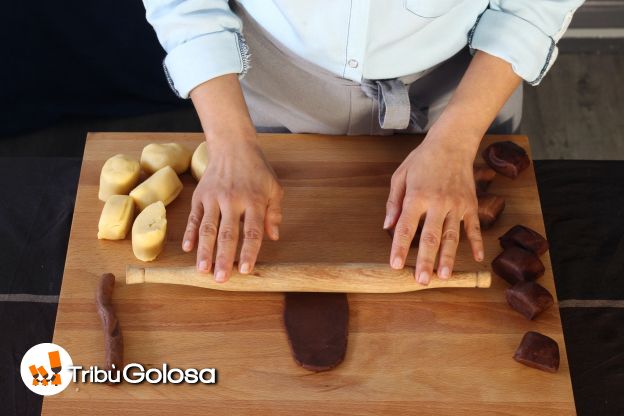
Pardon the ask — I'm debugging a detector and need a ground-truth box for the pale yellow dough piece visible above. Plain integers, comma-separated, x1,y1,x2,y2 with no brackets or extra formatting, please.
97,195,135,240
140,143,192,175
129,166,183,211
190,142,209,181
132,201,167,262
98,154,141,202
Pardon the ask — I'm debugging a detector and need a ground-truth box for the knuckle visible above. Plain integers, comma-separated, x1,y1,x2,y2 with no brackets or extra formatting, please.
468,222,482,236
441,228,459,244
402,194,419,206
440,249,456,262
268,207,283,222
429,192,446,204
390,172,400,185
215,255,231,266
187,213,201,228
218,227,237,242
394,224,415,243
420,231,440,247
418,257,435,268
219,189,238,203
199,222,218,237
449,197,464,209
386,196,399,207
244,228,262,241
247,193,266,207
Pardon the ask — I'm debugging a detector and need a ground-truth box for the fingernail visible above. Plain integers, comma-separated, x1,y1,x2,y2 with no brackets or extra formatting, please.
439,267,450,279
477,250,484,262
383,215,392,229
215,270,226,282
271,226,279,239
391,257,403,269
183,240,192,251
418,271,430,285
240,262,250,274
198,260,208,271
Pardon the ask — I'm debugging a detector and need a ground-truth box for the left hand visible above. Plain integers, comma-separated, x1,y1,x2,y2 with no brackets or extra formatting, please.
384,130,484,284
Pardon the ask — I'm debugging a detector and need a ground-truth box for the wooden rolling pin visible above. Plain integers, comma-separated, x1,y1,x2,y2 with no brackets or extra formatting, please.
126,263,491,293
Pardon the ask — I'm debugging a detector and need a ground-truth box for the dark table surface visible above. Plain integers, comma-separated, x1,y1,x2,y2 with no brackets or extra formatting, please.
0,134,622,416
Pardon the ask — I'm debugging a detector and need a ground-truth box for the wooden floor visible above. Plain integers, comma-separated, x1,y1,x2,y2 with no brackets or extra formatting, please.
1,50,622,161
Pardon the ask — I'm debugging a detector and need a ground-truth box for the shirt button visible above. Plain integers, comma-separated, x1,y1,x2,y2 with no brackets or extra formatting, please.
348,59,359,68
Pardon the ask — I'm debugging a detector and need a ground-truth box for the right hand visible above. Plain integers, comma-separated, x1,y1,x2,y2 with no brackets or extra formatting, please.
182,135,283,282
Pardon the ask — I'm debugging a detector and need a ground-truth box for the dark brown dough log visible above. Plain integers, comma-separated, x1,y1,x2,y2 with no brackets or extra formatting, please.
513,331,559,373
478,193,506,229
499,225,549,256
482,141,531,179
474,165,497,195
506,281,554,320
284,293,348,372
96,273,124,372
492,246,545,285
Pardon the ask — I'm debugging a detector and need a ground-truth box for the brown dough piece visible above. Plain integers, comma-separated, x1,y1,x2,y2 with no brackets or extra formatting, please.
482,141,531,179
505,281,554,320
96,273,124,372
478,193,506,229
474,165,497,195
284,293,348,372
492,246,545,285
499,224,549,256
513,331,560,373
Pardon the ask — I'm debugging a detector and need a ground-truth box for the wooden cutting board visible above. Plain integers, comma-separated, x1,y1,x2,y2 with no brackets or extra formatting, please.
44,133,575,415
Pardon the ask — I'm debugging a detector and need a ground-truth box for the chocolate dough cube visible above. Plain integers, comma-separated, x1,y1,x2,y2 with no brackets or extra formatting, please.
506,281,554,320
492,246,545,285
482,141,531,179
513,331,560,373
478,194,506,229
499,225,549,255
474,165,497,195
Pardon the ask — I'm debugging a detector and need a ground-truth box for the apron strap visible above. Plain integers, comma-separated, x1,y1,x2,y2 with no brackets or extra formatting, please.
360,78,428,130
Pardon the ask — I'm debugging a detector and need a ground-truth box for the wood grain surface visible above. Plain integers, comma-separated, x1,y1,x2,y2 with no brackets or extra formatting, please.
44,133,575,415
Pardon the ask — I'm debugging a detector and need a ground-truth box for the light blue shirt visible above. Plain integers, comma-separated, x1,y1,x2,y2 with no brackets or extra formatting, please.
143,0,584,98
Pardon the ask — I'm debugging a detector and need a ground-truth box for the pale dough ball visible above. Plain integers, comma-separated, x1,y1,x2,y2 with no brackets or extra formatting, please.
129,165,183,211
140,143,192,175
98,154,141,202
190,142,208,181
97,195,135,240
132,201,167,262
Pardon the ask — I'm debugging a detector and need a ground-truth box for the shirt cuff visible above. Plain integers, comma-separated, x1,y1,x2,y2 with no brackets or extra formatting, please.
469,9,558,86
163,30,250,99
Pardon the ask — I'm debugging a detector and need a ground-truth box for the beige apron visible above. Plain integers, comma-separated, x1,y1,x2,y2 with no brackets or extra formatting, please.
233,2,522,136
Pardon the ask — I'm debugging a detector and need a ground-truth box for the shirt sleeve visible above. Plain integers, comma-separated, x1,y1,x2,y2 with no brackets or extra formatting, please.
143,0,250,98
468,1,585,85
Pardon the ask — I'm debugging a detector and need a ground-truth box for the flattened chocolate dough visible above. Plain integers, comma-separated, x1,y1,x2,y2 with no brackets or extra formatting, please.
284,293,349,372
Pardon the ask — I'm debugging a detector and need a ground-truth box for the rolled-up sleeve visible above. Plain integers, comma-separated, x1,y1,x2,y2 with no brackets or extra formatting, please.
143,0,250,98
469,1,585,85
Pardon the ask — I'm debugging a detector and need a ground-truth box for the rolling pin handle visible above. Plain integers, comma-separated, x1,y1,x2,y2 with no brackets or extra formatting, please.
476,271,492,288
126,266,146,284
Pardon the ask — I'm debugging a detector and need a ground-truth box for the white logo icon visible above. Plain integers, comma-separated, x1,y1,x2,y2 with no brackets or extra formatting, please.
20,343,73,396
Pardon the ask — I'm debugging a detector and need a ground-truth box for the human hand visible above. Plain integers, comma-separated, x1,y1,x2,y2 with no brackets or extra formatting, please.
384,132,484,285
182,135,283,282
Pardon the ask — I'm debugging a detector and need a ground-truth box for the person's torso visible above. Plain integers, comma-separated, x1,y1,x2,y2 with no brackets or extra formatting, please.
238,0,489,81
